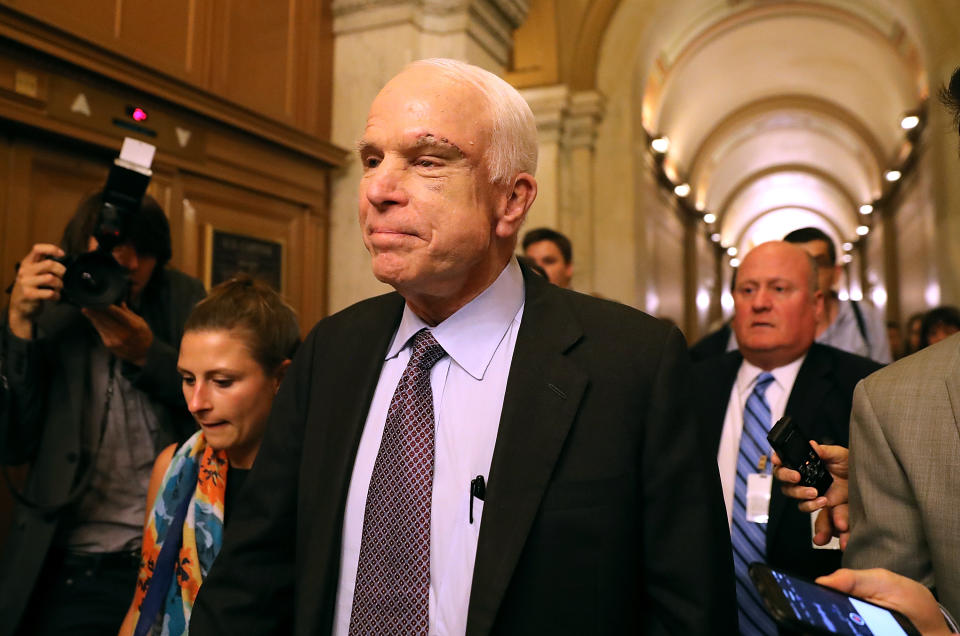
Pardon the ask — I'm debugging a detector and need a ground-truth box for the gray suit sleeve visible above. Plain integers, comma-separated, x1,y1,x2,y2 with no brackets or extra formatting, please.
844,379,933,586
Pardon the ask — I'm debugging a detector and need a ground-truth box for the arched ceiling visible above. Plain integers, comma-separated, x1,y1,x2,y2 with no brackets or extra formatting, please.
640,0,926,254
520,0,960,267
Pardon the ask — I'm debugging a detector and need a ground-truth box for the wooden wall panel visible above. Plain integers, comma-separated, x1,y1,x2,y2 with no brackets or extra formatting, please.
180,175,314,321
0,0,332,137
0,139,110,293
211,0,296,123
4,0,118,44
114,0,207,83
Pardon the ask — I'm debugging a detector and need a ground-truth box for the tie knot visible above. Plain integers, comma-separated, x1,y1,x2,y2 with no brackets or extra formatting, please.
408,329,446,371
754,372,775,397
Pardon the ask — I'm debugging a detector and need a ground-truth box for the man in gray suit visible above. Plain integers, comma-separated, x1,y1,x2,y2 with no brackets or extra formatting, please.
842,333,960,618
780,66,960,628
841,64,960,620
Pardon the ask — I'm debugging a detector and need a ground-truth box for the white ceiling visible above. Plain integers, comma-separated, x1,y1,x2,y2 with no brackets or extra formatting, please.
636,0,925,256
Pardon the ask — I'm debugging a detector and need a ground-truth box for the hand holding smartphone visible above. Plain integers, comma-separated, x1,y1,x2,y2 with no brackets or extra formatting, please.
750,564,922,635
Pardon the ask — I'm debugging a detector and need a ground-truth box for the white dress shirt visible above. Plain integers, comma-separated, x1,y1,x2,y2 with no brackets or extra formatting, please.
717,354,806,527
332,257,525,636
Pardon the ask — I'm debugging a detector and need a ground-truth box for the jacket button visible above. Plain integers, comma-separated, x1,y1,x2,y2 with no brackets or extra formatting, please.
66,452,78,463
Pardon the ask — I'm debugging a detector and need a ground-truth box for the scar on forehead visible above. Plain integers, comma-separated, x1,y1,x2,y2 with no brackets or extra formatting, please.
413,134,465,157
355,133,466,158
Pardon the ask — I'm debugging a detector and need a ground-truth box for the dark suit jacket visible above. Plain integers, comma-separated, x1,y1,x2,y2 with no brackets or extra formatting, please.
191,268,736,635
690,344,881,579
689,323,732,362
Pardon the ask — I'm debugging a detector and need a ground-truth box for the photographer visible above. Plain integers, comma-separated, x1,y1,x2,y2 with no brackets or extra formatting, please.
0,190,205,636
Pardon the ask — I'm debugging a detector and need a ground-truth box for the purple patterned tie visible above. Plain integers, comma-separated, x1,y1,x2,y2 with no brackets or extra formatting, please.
349,328,446,636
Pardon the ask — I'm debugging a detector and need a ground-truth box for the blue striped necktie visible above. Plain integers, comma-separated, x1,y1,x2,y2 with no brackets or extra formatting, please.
732,371,777,635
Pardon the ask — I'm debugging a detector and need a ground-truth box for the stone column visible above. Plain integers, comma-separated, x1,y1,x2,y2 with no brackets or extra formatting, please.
519,84,568,230
327,0,529,313
520,85,604,292
560,90,604,292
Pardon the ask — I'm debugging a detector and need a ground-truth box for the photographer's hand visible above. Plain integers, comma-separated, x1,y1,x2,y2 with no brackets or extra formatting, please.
8,244,66,340
82,303,154,367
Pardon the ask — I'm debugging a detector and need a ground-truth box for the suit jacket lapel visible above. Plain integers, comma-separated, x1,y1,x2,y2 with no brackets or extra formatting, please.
307,293,406,622
466,271,587,636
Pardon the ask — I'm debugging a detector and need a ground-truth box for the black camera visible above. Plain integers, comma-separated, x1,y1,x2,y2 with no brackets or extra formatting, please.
60,139,155,308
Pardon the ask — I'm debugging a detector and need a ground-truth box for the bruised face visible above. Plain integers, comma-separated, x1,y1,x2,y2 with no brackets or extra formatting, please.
178,329,286,469
732,242,823,370
357,67,517,319
524,240,572,288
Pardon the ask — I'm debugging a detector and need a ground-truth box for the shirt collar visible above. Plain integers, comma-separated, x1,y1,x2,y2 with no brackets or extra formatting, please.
386,257,525,380
736,352,807,398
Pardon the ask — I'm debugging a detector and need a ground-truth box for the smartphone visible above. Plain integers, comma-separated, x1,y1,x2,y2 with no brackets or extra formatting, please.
749,563,922,636
767,415,833,496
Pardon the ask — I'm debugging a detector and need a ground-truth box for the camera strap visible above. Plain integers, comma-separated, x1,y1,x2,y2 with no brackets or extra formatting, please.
2,355,116,515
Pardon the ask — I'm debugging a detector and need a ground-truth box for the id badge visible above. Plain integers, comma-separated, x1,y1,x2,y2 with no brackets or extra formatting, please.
745,473,773,524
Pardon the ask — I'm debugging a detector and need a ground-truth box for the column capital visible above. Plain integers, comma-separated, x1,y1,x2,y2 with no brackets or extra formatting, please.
333,0,529,66
520,85,605,148
520,84,570,144
563,90,605,150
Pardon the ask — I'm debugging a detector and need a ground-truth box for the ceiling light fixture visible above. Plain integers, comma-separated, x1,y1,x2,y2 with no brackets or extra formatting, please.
710,233,721,243
703,213,717,224
859,204,873,215
729,257,741,268
885,170,902,182
842,242,853,252
900,115,920,130
856,225,870,236
727,246,738,257
651,137,670,154
674,183,691,197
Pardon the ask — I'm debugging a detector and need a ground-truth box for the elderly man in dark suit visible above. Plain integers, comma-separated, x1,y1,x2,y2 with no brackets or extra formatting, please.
690,241,880,635
190,58,734,635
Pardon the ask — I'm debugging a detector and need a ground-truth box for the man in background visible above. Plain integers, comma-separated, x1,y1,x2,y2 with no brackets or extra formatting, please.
784,227,891,364
522,227,573,288
691,240,879,635
0,191,205,635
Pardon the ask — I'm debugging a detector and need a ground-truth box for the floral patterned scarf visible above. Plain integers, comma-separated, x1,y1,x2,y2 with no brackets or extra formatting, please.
131,430,228,635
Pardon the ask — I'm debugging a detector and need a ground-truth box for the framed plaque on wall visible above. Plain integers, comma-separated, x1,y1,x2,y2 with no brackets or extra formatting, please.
204,225,284,292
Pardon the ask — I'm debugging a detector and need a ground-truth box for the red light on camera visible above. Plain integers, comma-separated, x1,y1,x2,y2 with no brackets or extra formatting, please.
131,107,148,122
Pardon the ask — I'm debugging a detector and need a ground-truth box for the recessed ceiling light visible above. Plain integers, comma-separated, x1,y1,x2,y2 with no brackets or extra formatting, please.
674,183,691,197
859,204,873,215
729,258,741,268
856,225,870,236
727,246,738,257
900,115,920,130
703,213,717,224
651,137,670,153
885,170,902,182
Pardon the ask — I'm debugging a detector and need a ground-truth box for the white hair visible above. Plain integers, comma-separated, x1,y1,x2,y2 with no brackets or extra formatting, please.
407,58,538,183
